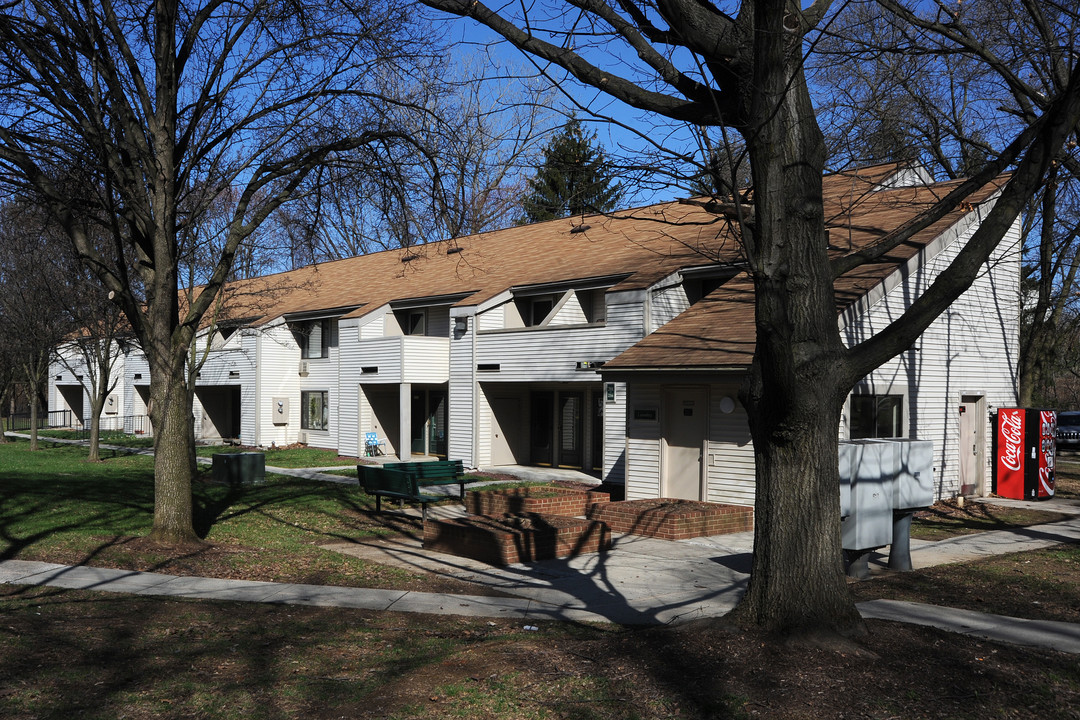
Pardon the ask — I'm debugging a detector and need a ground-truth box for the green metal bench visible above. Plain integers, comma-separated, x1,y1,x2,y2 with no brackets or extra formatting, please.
356,465,442,522
383,460,467,504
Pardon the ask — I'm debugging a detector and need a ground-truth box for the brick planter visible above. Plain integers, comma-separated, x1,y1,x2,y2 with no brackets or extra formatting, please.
466,485,610,518
588,499,753,540
423,514,611,565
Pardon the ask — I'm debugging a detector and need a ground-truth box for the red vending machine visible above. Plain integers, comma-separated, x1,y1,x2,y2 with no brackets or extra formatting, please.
993,408,1056,500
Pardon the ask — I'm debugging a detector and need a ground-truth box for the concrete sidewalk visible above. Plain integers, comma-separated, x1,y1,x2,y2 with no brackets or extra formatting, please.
4,513,1080,653
4,431,1080,652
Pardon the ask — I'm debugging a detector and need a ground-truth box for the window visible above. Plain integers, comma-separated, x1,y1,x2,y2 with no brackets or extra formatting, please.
404,310,426,336
850,394,903,439
298,319,332,359
301,391,329,431
512,294,557,326
527,297,554,325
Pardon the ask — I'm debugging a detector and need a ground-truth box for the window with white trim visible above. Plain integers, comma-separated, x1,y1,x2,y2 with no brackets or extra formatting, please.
850,394,904,439
301,390,329,431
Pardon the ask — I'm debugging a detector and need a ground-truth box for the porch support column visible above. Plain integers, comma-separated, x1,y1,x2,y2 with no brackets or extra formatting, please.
399,382,412,462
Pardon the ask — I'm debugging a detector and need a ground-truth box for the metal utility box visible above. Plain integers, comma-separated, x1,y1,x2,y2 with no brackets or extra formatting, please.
839,440,896,550
892,439,934,510
212,452,266,485
838,441,854,517
272,397,290,426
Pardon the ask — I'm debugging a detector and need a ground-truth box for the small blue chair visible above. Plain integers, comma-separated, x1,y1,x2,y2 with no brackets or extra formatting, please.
364,432,387,456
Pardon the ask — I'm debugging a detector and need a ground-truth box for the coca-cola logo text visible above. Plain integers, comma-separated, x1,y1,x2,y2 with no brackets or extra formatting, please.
999,410,1023,472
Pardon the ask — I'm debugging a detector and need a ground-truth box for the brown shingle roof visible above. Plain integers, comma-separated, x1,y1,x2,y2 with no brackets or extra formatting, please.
604,170,1007,371
210,162,1003,373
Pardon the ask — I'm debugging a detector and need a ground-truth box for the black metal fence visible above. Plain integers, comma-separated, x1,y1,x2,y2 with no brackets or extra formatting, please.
7,412,151,439
9,409,76,431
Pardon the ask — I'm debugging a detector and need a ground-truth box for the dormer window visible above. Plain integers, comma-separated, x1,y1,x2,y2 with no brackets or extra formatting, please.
525,296,555,326
296,319,332,359
405,310,426,336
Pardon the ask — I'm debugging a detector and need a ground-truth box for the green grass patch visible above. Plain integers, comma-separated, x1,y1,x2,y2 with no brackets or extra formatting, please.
194,445,354,468
0,437,455,590
910,501,1072,541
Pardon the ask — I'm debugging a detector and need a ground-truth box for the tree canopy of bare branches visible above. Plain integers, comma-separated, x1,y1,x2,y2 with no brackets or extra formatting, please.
0,0,444,542
419,0,1080,637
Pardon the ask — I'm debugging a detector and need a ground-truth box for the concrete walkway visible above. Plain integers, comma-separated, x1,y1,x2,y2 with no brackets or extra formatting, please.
4,431,1080,653
4,513,1080,652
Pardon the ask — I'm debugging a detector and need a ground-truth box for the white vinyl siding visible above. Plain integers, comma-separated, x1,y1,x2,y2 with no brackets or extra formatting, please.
705,388,755,506
650,283,690,333
547,290,587,326
603,381,627,483
448,311,476,466
625,383,662,500
842,207,1021,499
255,321,304,448
475,301,642,384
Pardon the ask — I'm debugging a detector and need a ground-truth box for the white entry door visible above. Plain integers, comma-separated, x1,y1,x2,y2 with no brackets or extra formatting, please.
489,397,519,465
662,387,707,500
958,395,985,495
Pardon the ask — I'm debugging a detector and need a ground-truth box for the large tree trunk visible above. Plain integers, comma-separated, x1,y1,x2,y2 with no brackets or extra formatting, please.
728,0,863,637
147,357,198,543
87,395,103,462
28,385,39,451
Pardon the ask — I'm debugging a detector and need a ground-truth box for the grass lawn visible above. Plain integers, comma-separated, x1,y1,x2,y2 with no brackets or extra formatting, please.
0,437,486,594
2,437,1080,718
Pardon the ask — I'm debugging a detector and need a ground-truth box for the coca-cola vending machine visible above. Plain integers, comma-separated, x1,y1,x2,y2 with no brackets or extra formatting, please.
993,408,1056,500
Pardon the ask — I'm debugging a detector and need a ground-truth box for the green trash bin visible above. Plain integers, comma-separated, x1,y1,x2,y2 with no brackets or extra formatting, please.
212,452,266,484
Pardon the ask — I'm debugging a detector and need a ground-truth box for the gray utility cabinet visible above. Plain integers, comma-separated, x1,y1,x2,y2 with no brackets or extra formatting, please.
889,439,934,510
839,440,897,551
212,452,266,485
839,438,934,566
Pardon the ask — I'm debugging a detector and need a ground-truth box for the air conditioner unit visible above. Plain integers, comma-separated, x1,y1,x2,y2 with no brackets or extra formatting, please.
297,430,309,444
298,360,309,376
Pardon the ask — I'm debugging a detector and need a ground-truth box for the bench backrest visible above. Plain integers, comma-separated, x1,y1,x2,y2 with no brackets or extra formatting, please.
357,465,381,493
384,462,421,474
414,460,463,478
383,460,463,479
358,465,421,496
378,468,420,496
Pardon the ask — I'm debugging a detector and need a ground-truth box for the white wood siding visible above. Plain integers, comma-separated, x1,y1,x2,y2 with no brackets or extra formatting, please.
625,383,662,499
603,381,627,483
448,312,476,466
650,284,689,333
475,301,642,384
842,209,1021,500
705,386,755,506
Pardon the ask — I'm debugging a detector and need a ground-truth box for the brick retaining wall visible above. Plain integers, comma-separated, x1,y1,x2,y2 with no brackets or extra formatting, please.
466,485,610,518
588,499,754,540
423,514,611,565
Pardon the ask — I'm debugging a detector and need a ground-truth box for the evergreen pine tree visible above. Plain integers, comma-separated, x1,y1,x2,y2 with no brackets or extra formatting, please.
520,118,622,223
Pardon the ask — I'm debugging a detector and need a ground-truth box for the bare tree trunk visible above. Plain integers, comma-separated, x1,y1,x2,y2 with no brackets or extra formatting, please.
28,385,38,451
87,395,103,462
728,2,863,637
148,362,197,543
